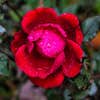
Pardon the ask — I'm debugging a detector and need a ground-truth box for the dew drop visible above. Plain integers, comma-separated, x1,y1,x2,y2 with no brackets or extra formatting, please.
40,42,43,45
28,36,33,42
47,43,51,48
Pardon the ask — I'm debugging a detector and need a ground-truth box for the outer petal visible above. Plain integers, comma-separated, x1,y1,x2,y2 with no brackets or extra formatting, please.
11,31,27,55
21,7,58,34
62,39,83,78
15,45,64,79
58,13,83,45
29,69,64,88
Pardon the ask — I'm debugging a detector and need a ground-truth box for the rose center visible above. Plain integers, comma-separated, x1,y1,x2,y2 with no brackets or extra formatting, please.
37,30,65,58
28,24,66,58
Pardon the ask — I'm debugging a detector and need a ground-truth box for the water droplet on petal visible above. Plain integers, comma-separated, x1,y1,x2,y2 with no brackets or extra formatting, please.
28,36,34,42
40,42,43,45
47,43,51,48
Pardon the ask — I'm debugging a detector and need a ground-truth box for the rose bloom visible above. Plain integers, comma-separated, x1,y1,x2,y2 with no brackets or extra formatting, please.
11,7,83,88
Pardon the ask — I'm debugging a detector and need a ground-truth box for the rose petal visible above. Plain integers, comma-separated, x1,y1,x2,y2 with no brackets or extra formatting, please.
62,39,83,77
66,39,83,59
28,23,67,42
75,27,83,45
29,69,64,88
21,7,58,34
51,51,65,71
28,30,43,42
11,31,27,55
59,13,83,45
26,42,34,53
15,45,64,79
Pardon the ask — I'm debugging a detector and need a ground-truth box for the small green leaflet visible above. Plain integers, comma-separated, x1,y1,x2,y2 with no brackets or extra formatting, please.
82,16,100,42
0,53,10,76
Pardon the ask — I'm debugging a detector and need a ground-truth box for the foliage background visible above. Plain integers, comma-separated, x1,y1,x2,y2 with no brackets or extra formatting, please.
0,0,100,100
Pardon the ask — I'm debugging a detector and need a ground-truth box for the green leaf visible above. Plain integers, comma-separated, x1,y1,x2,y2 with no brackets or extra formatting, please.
44,0,56,8
73,76,86,89
60,0,70,8
82,16,100,42
0,0,6,6
64,89,71,100
94,0,100,13
72,67,91,89
74,90,88,100
81,67,91,80
46,89,64,100
44,0,51,7
0,53,10,76
9,10,20,22
62,4,79,14
92,51,100,73
0,14,4,20
24,0,39,9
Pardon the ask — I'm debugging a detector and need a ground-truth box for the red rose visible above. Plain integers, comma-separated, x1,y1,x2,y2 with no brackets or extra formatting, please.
11,7,83,88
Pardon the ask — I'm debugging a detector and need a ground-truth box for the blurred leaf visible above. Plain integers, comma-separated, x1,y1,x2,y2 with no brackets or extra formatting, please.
92,51,100,73
88,82,98,96
0,25,6,35
94,0,100,13
0,0,6,6
20,5,32,15
82,16,100,42
74,82,97,99
54,7,61,15
81,67,91,80
9,10,19,22
62,4,79,14
0,77,13,99
0,53,10,76
60,0,70,9
73,67,90,89
46,89,64,100
74,90,88,100
0,14,4,20
64,89,71,100
73,75,87,89
93,51,100,60
24,0,39,9
44,0,51,7
44,0,55,7
0,86,12,99
0,36,3,43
